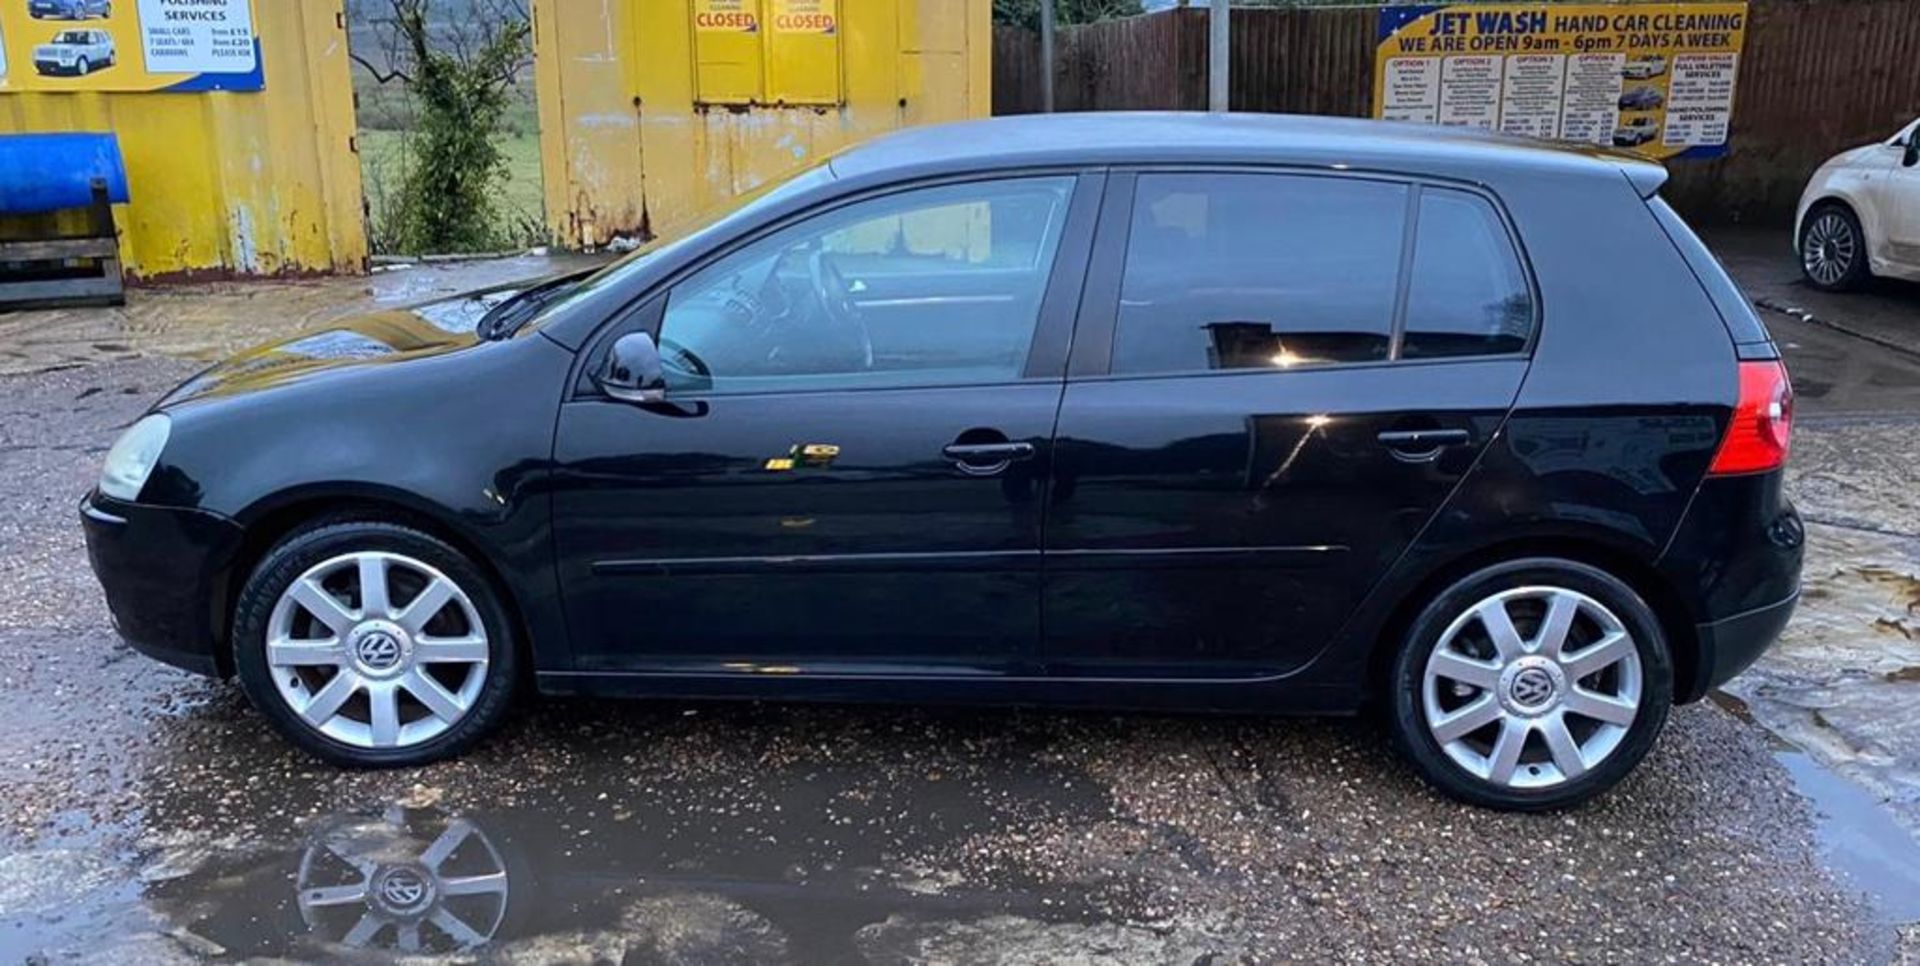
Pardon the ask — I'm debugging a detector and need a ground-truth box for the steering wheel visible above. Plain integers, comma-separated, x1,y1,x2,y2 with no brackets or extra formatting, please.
808,247,875,369
658,336,713,385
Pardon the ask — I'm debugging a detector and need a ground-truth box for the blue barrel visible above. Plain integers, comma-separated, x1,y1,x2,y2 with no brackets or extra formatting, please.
0,132,131,215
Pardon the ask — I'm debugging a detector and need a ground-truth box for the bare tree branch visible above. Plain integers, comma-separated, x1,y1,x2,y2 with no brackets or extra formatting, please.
350,49,412,85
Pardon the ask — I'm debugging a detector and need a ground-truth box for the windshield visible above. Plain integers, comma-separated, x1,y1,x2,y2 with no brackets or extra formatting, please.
55,31,89,43
518,161,836,334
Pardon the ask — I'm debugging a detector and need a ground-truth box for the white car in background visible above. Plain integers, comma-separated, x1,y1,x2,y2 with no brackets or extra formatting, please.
1612,116,1661,148
1796,117,1920,290
33,28,115,76
1623,55,1667,80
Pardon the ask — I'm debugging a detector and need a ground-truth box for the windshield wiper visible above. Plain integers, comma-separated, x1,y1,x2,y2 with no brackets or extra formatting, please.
476,273,588,341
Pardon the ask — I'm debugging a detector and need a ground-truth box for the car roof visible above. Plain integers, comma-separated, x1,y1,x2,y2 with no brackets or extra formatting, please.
828,111,1666,197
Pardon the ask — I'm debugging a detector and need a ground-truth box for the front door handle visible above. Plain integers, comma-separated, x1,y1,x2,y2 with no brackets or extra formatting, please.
942,441,1034,476
942,441,1035,462
1377,428,1472,462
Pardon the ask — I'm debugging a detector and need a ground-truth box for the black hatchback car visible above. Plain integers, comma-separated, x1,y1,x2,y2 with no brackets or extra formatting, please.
84,114,1799,809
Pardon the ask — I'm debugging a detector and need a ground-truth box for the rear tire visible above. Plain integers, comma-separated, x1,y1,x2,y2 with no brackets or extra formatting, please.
1386,558,1673,811
1800,203,1871,292
233,520,519,768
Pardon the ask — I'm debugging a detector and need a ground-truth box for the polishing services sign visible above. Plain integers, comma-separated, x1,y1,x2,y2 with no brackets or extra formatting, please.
0,0,262,93
1373,3,1746,160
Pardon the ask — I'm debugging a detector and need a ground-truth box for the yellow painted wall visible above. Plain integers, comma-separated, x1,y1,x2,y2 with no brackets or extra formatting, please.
0,2,366,278
533,0,991,249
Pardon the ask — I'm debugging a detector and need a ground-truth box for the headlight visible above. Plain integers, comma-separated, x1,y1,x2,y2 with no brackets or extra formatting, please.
99,414,171,501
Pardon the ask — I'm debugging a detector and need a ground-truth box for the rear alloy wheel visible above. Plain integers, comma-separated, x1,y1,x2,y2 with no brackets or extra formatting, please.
1800,205,1870,292
235,520,518,767
1388,559,1672,810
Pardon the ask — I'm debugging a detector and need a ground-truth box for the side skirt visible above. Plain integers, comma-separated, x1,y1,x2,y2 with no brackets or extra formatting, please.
535,669,1361,716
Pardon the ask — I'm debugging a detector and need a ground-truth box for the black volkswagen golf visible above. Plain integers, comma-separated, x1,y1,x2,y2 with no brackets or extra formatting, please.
83,114,1800,810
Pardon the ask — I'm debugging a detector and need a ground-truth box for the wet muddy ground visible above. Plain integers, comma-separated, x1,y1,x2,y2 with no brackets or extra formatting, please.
2,242,1919,962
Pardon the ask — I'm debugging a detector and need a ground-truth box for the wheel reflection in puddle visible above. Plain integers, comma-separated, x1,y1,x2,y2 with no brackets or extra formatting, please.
295,805,510,954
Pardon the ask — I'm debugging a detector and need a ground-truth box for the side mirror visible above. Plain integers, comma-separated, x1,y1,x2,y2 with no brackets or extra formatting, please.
1905,138,1920,168
598,332,666,404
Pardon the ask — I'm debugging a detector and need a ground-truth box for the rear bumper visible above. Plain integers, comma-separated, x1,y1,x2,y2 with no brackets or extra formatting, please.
81,491,244,678
1686,589,1799,702
1658,470,1804,703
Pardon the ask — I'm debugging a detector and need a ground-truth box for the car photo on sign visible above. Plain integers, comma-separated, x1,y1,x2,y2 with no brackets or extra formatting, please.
1613,116,1662,147
32,27,113,75
1622,55,1667,80
1619,85,1665,111
29,0,110,19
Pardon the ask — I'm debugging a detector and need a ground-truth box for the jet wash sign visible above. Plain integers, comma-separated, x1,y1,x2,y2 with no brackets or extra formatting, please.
0,0,261,93
1373,3,1746,160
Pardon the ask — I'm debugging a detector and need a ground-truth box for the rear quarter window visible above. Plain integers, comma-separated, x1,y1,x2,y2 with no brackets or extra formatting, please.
1402,188,1534,359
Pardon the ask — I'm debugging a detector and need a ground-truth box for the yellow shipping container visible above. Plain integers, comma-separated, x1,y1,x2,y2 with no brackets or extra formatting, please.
533,0,991,249
0,2,366,279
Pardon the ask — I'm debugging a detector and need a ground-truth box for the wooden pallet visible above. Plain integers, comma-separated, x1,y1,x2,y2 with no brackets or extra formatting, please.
0,181,125,310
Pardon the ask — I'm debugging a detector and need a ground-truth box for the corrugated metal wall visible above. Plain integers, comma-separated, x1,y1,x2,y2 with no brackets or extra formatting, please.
1663,0,1920,223
534,0,993,250
995,1,1920,225
0,2,366,278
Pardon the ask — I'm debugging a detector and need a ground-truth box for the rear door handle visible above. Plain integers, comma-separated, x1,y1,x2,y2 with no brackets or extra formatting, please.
1377,428,1472,461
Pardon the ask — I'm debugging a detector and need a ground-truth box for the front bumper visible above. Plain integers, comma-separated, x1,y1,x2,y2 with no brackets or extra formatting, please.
81,491,245,678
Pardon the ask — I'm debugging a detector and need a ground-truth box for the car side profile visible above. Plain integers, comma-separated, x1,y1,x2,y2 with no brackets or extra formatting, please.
1796,117,1920,291
1618,86,1665,111
83,114,1800,810
1612,116,1661,148
1622,55,1667,81
33,28,115,76
29,0,111,19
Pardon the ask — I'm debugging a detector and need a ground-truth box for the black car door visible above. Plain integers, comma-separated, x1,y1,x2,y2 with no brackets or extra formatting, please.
550,172,1101,674
1041,170,1535,678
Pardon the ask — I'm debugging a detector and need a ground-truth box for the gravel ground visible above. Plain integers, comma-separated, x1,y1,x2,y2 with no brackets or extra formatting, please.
0,354,1884,963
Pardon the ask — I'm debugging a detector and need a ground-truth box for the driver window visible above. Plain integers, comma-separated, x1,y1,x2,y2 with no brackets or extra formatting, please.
657,176,1075,395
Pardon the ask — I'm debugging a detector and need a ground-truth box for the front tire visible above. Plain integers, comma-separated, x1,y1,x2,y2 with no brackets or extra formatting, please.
233,520,519,767
1387,559,1673,811
1800,203,1871,292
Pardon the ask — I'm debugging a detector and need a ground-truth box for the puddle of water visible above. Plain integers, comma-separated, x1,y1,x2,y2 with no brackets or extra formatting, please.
0,699,1173,962
4,797,1118,961
1714,690,1920,927
1772,749,1920,924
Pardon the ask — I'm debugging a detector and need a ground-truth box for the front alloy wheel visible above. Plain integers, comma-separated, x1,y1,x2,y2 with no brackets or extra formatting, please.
1800,206,1869,291
1389,559,1673,810
234,520,518,767
267,551,491,750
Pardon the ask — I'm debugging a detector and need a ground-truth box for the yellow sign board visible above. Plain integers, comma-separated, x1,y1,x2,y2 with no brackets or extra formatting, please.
1373,3,1747,160
691,0,842,106
694,0,760,32
0,0,261,93
770,0,837,35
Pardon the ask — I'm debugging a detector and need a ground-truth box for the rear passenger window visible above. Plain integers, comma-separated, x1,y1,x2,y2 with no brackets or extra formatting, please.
1402,189,1533,359
1111,174,1408,375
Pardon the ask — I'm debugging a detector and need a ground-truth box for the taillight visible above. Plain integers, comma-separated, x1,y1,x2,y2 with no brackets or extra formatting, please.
1709,360,1793,475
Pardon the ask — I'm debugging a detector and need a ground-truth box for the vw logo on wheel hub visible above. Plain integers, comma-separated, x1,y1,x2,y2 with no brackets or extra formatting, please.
371,865,435,915
1509,667,1556,708
348,621,412,677
1496,656,1566,717
357,632,402,670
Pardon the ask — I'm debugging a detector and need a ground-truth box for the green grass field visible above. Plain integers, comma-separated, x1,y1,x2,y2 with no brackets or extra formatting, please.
354,78,546,255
